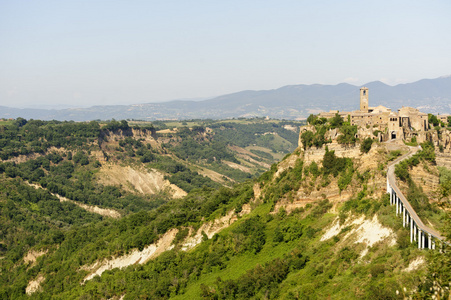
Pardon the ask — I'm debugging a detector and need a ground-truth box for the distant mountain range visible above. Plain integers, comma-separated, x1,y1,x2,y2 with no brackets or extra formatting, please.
1,76,451,121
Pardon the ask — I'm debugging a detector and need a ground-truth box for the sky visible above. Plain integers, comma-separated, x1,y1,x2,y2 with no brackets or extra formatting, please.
1,1,450,108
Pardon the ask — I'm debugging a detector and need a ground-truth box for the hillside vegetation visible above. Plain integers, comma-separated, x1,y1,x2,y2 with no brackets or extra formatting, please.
0,117,450,299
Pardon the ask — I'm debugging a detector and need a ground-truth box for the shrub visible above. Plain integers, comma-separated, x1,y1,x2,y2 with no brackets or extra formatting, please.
394,161,409,181
301,131,314,149
369,264,386,278
338,169,354,191
396,230,410,249
322,148,352,177
337,124,358,145
360,138,374,153
338,246,358,263
330,113,344,128
232,215,266,253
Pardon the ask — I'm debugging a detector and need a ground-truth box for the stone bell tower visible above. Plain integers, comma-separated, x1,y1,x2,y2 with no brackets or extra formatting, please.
360,87,369,112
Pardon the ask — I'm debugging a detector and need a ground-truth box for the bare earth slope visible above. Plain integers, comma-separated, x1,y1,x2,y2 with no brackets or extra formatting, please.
97,164,187,199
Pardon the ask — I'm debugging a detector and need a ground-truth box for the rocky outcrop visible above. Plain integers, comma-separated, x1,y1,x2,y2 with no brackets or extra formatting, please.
274,143,388,214
274,152,301,178
81,202,255,283
303,143,361,166
82,228,179,282
436,152,451,169
410,164,440,196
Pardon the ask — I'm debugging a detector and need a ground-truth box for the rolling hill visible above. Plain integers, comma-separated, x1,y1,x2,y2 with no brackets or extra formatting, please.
1,116,450,299
1,76,450,121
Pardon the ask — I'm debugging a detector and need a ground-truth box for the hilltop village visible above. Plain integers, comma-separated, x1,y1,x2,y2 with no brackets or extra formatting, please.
305,87,450,145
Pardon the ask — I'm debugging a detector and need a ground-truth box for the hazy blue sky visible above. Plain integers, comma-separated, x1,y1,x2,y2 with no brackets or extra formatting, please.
1,1,450,108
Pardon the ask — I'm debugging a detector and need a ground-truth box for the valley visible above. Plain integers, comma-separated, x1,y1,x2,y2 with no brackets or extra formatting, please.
0,116,450,299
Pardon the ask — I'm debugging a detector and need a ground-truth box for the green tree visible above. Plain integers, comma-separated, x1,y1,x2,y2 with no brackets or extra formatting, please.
307,114,317,125
337,124,357,145
301,131,314,149
428,114,440,127
330,113,343,128
423,212,451,299
360,137,374,153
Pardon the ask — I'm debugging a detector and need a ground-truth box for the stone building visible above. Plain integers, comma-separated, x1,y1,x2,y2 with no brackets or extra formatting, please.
318,87,430,142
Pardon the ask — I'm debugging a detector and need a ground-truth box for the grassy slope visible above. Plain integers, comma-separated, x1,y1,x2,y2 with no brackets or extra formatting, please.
45,147,434,299
172,204,426,300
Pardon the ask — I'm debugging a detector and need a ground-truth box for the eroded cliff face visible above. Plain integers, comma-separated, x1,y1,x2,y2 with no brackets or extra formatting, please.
410,163,440,196
298,122,451,202
302,143,361,166
273,143,390,214
436,152,451,169
431,128,451,151
97,164,187,198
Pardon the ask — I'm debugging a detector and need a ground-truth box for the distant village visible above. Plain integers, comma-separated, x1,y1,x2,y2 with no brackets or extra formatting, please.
315,87,450,144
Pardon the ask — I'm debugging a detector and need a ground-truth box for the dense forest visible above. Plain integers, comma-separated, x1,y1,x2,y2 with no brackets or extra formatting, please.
0,116,450,299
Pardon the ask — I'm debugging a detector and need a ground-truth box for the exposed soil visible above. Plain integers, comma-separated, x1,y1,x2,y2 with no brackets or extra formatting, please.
156,129,177,134
283,125,298,132
97,164,187,199
27,182,121,218
23,249,48,266
181,210,238,251
228,145,271,168
82,204,253,283
403,256,425,272
197,167,231,184
83,228,179,282
57,194,121,218
0,146,66,164
223,160,251,173
321,215,396,258
26,275,44,295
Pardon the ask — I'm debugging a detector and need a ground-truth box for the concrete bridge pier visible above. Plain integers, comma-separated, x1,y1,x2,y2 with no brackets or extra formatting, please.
410,219,414,243
413,223,417,242
402,206,406,227
418,230,422,249
400,201,403,216
396,195,399,215
421,231,425,249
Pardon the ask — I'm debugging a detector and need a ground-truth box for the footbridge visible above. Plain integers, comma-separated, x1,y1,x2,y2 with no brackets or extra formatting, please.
386,146,446,249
